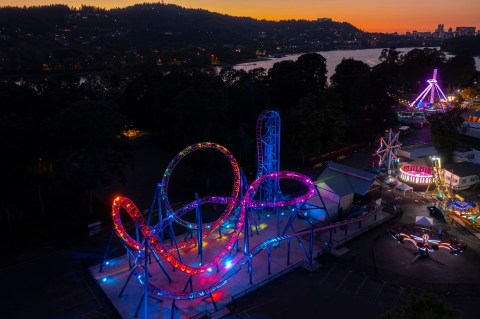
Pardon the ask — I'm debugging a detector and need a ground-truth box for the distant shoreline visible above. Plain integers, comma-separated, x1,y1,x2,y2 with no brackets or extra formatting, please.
232,47,480,77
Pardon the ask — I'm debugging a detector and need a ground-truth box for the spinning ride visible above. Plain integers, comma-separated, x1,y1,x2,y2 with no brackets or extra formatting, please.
399,165,433,185
388,225,466,264
409,69,451,112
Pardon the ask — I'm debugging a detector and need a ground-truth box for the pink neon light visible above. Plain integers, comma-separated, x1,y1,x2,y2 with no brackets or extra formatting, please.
112,143,316,277
399,165,433,185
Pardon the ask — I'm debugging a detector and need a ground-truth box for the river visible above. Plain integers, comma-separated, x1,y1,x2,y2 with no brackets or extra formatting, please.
233,47,480,80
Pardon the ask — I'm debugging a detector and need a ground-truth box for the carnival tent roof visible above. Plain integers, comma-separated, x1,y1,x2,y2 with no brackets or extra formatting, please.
415,216,434,228
394,182,413,195
315,161,376,197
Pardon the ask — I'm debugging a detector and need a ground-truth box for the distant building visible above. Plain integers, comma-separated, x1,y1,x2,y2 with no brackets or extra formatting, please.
447,27,454,38
443,162,480,191
435,24,445,38
456,27,476,37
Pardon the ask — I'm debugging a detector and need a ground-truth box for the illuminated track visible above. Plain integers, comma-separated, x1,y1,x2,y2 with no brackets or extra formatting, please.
160,142,241,231
256,110,281,201
113,170,316,299
113,169,381,300
138,210,383,300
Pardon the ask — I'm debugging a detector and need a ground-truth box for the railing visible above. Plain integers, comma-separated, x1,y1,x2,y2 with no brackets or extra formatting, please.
231,260,304,301
190,310,209,319
316,208,394,248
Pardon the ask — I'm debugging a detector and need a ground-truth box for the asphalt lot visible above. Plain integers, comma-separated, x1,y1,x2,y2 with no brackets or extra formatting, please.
0,229,122,319
227,185,480,319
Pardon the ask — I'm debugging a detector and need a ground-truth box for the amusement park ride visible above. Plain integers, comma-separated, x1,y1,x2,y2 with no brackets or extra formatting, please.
374,129,401,178
426,157,480,225
388,225,466,264
99,110,385,319
395,68,451,127
374,129,474,263
391,152,480,230
409,68,452,112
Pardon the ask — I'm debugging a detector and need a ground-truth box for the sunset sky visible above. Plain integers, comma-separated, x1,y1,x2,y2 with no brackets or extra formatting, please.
1,0,479,33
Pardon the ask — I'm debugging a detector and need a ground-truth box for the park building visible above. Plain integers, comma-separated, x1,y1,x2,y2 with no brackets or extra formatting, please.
306,161,380,221
442,161,480,191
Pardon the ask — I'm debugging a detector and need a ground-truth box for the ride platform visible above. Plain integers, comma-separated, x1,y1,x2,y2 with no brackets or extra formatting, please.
89,209,392,319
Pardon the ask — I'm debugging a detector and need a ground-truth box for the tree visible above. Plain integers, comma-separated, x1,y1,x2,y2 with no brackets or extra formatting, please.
374,48,402,90
268,53,328,113
428,108,466,163
444,51,476,90
39,100,132,215
331,58,371,110
331,58,396,144
398,48,447,93
379,48,401,65
288,89,344,165
268,60,302,111
383,293,456,319
295,53,327,96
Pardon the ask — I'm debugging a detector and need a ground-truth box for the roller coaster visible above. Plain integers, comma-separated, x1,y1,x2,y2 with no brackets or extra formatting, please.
256,110,281,202
427,156,480,228
104,110,384,318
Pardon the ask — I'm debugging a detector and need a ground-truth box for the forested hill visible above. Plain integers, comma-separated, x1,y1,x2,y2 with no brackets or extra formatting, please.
0,3,365,46
0,3,369,74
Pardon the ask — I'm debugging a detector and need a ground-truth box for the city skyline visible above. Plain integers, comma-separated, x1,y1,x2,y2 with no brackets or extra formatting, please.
1,0,480,33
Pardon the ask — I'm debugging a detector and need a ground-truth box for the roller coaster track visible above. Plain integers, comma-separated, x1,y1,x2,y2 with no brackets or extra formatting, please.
113,170,317,299
256,110,281,201
113,168,382,300
109,110,337,303
139,210,381,300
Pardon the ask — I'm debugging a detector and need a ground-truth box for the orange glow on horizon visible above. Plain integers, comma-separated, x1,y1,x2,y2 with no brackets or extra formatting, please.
0,0,479,33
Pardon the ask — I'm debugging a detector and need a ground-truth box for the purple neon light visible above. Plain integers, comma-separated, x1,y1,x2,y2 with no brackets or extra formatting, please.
160,142,240,233
112,167,316,299
113,170,315,275
135,192,382,300
409,69,451,112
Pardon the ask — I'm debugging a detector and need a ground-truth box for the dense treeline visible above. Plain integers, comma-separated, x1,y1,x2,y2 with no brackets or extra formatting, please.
441,36,480,55
0,47,478,242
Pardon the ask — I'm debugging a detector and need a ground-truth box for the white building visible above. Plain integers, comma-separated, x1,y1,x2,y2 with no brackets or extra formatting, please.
442,162,480,191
